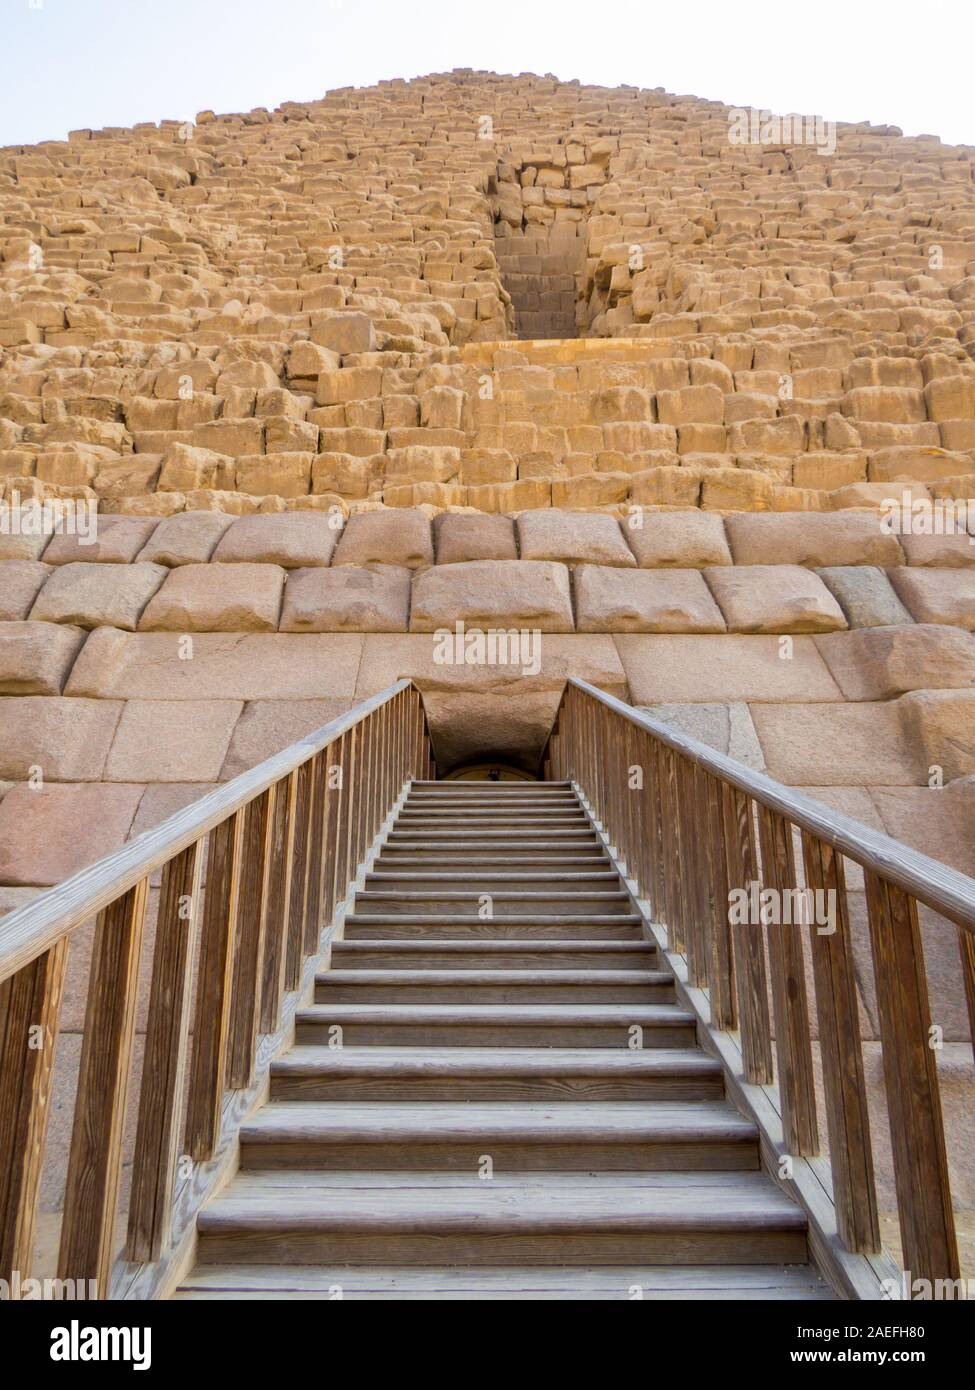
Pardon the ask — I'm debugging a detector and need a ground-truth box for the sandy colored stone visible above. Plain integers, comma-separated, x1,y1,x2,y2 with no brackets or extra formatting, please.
899,690,975,780
0,696,122,780
725,512,903,567
624,510,732,568
901,532,975,567
29,561,167,630
313,312,376,354
332,509,433,568
42,516,159,566
0,621,86,694
220,698,351,779
889,568,975,629
815,624,975,700
212,512,340,567
0,526,52,562
750,702,924,786
104,699,243,782
139,562,285,632
0,782,144,886
280,564,410,632
816,566,913,629
615,634,843,704
516,509,635,566
65,629,363,701
410,560,574,633
0,559,53,620
136,510,235,565
574,565,726,633
433,513,517,563
705,565,847,634
640,702,766,769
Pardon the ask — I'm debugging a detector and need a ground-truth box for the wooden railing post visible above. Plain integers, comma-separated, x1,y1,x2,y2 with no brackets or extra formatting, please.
865,871,959,1282
228,789,275,1089
127,842,202,1262
185,812,243,1162
802,833,880,1254
758,806,819,1157
722,786,773,1084
59,880,148,1293
0,942,68,1283
259,769,298,1032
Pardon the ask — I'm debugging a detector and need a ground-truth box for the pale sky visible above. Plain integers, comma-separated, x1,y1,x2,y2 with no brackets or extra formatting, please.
1,0,973,149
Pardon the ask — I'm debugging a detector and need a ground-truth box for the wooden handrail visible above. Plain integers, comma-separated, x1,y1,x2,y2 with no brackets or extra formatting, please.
0,678,433,1297
544,678,973,1293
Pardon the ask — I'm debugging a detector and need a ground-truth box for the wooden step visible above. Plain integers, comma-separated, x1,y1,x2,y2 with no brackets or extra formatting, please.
329,940,658,970
350,891,634,918
238,1100,757,1171
269,1046,724,1102
341,913,645,940
195,1171,809,1267
176,1262,836,1300
314,967,670,1004
374,851,610,868
295,1001,691,1047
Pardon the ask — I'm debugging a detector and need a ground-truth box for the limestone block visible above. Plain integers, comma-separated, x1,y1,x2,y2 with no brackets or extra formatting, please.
0,527,51,562
419,387,464,430
280,564,410,632
235,452,311,498
212,512,339,567
750,703,923,786
924,376,975,422
888,569,975,630
655,385,724,425
624,511,732,568
628,468,702,508
901,532,975,567
410,560,574,633
614,635,843,704
139,562,285,632
192,419,265,458
433,513,517,564
516,509,634,567
725,513,903,567
458,449,518,486
705,565,847,634
104,699,243,782
30,561,167,630
66,630,363,701
867,445,975,484
0,560,52,619
700,468,774,511
332,509,433,568
157,443,236,493
640,703,766,770
220,698,352,779
843,387,927,424
0,782,144,886
899,691,975,781
43,515,158,565
817,567,914,629
384,445,460,483
551,474,632,508
815,624,975,701
0,621,86,694
0,696,122,780
574,566,726,633
312,313,376,355
729,416,806,455
136,510,235,566
311,453,383,497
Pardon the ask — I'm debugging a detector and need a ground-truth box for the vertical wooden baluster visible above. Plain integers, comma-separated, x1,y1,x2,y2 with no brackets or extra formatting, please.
647,737,667,924
802,833,880,1253
758,806,818,1157
327,734,347,922
185,812,243,1162
285,758,314,988
357,713,373,865
723,785,773,1084
126,842,202,1262
703,773,736,1030
260,770,297,1032
228,788,275,1088
0,941,68,1283
340,724,360,899
865,871,959,1283
59,879,148,1293
303,756,327,956
664,748,686,954
958,928,975,1068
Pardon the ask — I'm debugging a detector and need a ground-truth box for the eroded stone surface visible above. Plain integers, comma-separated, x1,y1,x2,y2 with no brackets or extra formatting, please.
30,561,167,630
705,565,847,634
815,625,975,700
410,560,574,633
139,562,285,632
625,511,732,568
574,565,726,633
0,621,85,695
517,510,636,567
280,564,410,632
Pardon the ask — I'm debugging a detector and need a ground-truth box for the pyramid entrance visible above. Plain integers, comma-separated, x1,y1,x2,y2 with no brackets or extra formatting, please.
491,159,589,339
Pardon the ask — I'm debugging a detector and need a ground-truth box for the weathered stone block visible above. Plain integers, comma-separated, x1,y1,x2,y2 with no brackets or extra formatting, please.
615,635,843,704
751,703,923,785
888,569,975,630
212,512,340,567
139,562,285,632
410,561,574,633
136,510,235,566
104,699,243,782
220,699,351,779
280,564,410,632
574,566,726,633
624,511,731,568
0,621,86,694
725,513,903,567
43,515,158,565
0,782,144,886
705,565,847,634
0,560,52,620
332,509,433,568
0,696,122,780
817,567,914,629
433,513,517,564
516,509,634,567
30,561,167,630
815,624,975,700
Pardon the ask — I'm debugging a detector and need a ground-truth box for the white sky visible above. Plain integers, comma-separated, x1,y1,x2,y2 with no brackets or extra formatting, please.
1,0,973,148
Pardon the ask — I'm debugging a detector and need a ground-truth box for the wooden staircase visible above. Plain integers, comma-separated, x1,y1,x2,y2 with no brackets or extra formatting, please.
176,779,835,1300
